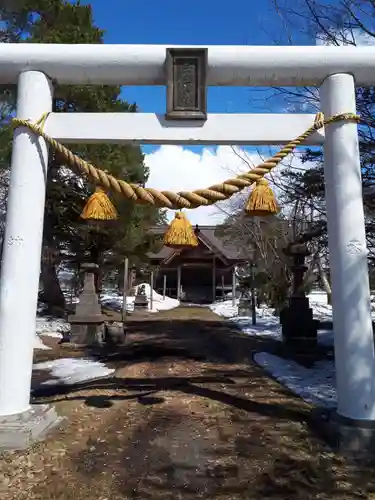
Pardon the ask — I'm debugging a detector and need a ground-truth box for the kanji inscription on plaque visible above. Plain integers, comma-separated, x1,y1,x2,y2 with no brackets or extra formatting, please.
165,48,207,120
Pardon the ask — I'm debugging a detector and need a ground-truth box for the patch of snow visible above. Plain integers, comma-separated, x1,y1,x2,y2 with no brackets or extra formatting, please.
34,316,71,350
210,300,238,318
307,290,375,321
58,268,74,282
36,316,70,338
210,292,372,348
137,283,180,313
307,291,332,322
101,283,180,313
33,357,114,385
210,300,281,339
34,282,180,350
33,335,51,350
211,292,335,322
232,311,281,340
183,303,209,308
211,290,375,410
100,293,135,313
254,352,336,408
307,290,330,305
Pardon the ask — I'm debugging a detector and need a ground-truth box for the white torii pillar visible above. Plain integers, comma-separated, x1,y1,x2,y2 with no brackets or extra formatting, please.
0,47,373,454
321,73,375,422
0,71,53,417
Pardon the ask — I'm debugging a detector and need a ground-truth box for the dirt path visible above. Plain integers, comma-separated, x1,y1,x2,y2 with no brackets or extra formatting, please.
2,307,374,499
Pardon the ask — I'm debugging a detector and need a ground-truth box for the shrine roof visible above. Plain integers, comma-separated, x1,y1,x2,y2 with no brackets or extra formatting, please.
147,225,248,262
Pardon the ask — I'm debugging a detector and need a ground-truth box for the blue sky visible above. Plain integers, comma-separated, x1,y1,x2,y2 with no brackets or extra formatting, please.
75,0,320,224
81,0,314,118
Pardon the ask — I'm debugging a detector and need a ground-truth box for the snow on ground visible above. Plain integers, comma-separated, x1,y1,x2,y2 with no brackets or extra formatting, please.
209,291,352,408
100,292,135,313
212,290,332,319
33,358,114,386
307,290,332,322
36,317,70,338
33,335,51,350
101,282,179,313
254,352,336,408
233,309,281,340
34,283,180,350
210,300,282,340
34,316,72,350
210,300,237,318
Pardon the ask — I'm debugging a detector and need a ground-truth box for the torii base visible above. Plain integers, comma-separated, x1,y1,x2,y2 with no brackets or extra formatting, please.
0,404,64,451
312,408,375,457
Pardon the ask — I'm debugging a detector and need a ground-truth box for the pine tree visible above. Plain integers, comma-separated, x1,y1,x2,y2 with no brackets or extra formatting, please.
1,1,165,314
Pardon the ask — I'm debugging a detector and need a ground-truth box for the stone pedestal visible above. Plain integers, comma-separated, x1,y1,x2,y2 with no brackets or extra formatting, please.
68,263,105,346
281,244,318,355
280,296,318,351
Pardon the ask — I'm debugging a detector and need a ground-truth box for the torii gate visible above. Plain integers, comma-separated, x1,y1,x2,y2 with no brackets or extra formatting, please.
0,44,374,448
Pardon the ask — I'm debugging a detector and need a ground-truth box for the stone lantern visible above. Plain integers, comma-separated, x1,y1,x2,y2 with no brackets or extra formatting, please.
68,262,105,346
280,243,318,353
236,261,256,324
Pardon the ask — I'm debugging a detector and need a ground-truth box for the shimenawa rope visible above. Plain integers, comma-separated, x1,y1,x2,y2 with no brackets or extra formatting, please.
11,111,360,209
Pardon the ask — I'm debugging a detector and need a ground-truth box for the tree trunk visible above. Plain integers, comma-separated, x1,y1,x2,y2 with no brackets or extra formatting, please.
39,257,66,316
40,214,66,316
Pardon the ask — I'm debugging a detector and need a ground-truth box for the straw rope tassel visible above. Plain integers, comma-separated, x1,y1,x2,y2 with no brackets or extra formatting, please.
164,212,199,248
246,178,279,216
80,187,118,220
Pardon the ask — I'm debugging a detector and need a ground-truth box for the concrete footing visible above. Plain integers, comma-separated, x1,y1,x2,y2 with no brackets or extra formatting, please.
0,404,64,451
312,408,375,456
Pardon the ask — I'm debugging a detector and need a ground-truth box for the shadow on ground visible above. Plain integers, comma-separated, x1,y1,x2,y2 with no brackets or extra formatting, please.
25,309,375,499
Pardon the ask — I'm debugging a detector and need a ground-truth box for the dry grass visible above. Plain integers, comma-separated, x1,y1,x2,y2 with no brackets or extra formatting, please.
1,306,375,499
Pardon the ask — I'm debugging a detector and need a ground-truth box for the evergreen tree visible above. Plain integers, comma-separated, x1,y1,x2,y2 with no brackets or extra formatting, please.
0,0,165,314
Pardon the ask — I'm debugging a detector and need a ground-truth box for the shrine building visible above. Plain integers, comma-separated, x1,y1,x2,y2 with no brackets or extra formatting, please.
147,224,247,303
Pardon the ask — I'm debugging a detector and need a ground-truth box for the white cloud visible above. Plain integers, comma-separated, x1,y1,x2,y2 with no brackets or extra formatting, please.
144,145,311,225
143,29,374,228
316,28,375,46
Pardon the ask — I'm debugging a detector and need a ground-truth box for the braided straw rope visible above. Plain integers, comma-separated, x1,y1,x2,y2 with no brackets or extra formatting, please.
12,111,360,209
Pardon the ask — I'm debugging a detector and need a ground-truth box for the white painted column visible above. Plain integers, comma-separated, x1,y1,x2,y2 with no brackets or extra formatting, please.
0,71,53,416
320,73,375,421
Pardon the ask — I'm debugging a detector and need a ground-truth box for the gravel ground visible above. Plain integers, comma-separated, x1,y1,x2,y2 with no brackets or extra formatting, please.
1,306,374,500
